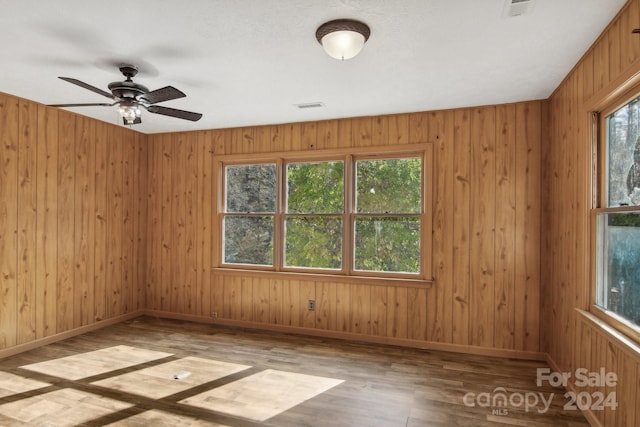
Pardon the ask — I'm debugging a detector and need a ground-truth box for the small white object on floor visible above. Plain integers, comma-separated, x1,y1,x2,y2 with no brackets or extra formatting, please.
172,370,192,380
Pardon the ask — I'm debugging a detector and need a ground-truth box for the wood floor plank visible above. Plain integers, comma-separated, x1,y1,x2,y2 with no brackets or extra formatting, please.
0,317,589,426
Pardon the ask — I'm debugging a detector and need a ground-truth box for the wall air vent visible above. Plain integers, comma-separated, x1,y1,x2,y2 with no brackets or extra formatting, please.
503,0,536,18
294,102,326,109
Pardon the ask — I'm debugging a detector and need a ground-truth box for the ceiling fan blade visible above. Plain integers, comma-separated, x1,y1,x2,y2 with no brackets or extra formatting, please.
59,77,116,100
48,102,116,107
141,86,185,104
146,105,202,121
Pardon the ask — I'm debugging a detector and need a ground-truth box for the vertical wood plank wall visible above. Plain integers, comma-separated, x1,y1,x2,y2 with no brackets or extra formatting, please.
543,0,640,425
0,94,146,351
146,101,542,355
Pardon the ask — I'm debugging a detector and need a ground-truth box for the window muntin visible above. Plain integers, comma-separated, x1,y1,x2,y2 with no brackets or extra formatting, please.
595,94,640,333
221,153,424,277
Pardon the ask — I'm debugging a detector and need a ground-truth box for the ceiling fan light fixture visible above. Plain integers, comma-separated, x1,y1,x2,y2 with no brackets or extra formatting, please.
316,19,370,60
119,101,141,124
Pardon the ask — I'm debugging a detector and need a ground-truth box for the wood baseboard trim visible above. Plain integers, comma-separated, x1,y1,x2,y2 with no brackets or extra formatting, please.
144,310,545,361
0,311,144,360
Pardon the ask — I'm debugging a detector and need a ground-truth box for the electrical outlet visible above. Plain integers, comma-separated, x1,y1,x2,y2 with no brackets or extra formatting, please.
308,300,316,311
211,311,218,319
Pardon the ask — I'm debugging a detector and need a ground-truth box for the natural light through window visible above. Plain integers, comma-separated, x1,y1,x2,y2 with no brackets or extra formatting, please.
221,151,426,278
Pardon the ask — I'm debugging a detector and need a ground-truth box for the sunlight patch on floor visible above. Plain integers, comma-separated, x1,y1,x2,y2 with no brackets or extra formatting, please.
20,345,173,380
180,369,344,421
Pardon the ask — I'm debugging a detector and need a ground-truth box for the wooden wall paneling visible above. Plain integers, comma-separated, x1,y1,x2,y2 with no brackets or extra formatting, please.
270,124,284,153
281,279,300,327
609,17,623,80
93,120,108,322
349,284,371,334
622,0,640,69
386,286,408,339
515,102,541,352
301,121,317,150
254,126,271,153
494,104,516,350
604,341,618,427
253,277,270,323
285,122,302,152
134,131,148,311
56,110,75,332
223,275,241,319
269,278,283,324
452,108,471,345
619,354,638,427
387,113,410,145
183,132,197,314
196,131,212,317
210,272,224,320
106,125,123,317
574,67,589,314
595,32,610,92
121,131,135,314
299,280,316,328
369,285,388,336
0,94,19,349
469,106,496,348
371,115,388,146
146,131,161,311
35,105,58,338
351,116,372,147
597,333,607,426
17,100,38,344
171,133,186,313
241,127,255,154
408,112,428,143
429,110,454,343
407,287,427,340
583,50,595,102
618,355,638,426
240,276,254,322
315,120,339,150
335,282,350,333
160,133,173,311
211,129,225,155
72,115,95,328
337,119,352,149
315,281,336,331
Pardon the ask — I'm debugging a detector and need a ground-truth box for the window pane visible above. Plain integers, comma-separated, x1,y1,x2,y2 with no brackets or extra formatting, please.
356,158,421,213
285,217,342,269
225,164,276,213
224,216,274,265
287,161,344,213
596,212,640,327
607,96,640,207
354,217,420,273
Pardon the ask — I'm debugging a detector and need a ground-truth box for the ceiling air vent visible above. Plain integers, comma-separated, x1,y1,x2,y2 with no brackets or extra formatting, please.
294,102,325,109
503,0,535,18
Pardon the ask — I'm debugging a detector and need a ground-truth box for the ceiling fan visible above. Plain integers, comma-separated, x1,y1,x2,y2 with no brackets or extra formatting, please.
49,64,202,125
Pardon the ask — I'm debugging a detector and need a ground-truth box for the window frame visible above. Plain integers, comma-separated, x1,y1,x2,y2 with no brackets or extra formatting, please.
215,144,433,284
591,84,640,344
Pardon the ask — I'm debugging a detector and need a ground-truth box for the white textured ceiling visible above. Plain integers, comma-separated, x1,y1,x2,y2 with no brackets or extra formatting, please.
0,0,628,134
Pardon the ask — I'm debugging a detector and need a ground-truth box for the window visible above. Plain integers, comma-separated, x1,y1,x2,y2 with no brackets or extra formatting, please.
595,94,640,331
220,151,427,278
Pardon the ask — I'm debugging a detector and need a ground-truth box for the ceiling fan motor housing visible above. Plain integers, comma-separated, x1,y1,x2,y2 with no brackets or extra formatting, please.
108,80,149,100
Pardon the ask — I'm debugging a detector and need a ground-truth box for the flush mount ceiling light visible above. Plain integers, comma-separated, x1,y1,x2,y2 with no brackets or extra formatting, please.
316,19,371,61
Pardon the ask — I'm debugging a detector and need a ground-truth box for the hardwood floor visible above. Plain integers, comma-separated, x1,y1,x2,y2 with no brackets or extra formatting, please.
0,316,588,426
